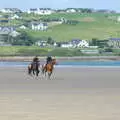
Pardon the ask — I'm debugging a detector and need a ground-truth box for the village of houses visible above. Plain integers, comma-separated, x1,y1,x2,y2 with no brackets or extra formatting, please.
0,7,120,54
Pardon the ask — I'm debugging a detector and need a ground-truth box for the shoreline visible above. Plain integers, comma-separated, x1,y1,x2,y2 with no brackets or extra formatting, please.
0,56,120,62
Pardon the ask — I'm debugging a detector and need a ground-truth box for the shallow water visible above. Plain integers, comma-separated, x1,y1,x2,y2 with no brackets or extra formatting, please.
0,61,120,67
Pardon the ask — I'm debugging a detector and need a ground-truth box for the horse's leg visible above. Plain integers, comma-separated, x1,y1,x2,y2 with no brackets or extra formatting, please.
42,67,44,74
48,71,52,80
42,66,47,77
50,72,52,78
28,68,31,74
43,71,46,77
33,69,35,75
47,72,50,79
28,65,32,74
36,69,39,76
36,71,38,76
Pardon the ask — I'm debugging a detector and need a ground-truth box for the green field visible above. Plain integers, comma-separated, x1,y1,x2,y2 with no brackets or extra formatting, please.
24,13,120,41
0,46,83,56
0,46,51,56
0,46,119,56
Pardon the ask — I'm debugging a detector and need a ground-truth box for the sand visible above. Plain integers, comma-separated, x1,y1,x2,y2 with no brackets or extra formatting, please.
0,56,120,62
0,66,120,120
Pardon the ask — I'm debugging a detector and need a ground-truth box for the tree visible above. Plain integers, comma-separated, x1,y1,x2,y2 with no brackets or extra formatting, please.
91,38,98,46
10,31,34,46
47,37,54,45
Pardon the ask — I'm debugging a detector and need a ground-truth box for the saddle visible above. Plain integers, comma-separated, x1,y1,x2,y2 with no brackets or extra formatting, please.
31,62,39,69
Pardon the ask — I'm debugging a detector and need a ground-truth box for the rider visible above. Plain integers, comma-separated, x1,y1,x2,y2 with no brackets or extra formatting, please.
33,56,39,63
46,55,52,65
31,56,40,72
44,55,52,69
32,56,40,67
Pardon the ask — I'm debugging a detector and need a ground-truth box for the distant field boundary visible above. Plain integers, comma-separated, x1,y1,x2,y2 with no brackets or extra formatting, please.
0,56,119,62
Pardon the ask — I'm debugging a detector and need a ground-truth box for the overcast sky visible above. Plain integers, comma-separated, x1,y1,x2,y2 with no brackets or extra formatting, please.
0,0,120,11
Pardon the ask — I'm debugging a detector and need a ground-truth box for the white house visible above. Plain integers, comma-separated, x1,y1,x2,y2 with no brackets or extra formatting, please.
53,42,57,47
108,38,120,48
35,40,47,47
61,42,73,48
0,8,12,13
66,9,76,13
19,25,27,29
31,22,48,31
60,39,89,48
9,31,20,37
0,8,22,13
77,40,89,48
0,26,15,33
70,39,89,48
27,8,53,15
27,8,37,14
60,17,67,23
10,14,22,20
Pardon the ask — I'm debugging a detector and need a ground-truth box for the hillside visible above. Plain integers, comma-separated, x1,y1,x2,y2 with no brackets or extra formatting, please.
24,13,120,41
1,12,120,41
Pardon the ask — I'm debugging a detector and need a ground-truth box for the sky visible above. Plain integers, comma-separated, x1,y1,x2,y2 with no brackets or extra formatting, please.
0,0,120,12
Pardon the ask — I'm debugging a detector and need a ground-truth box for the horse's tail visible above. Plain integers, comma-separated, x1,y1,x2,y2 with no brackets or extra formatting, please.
28,64,32,74
28,64,32,69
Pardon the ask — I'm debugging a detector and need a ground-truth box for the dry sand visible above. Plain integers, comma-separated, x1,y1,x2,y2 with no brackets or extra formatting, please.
0,66,120,120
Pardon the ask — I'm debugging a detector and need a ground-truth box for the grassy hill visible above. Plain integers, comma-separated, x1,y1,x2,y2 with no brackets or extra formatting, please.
1,12,120,41
23,12,120,41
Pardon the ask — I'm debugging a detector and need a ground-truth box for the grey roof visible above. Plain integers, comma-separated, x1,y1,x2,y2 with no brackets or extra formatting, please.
0,26,16,32
30,8,37,11
31,22,48,26
109,38,120,41
3,8,22,12
39,8,51,10
71,39,82,44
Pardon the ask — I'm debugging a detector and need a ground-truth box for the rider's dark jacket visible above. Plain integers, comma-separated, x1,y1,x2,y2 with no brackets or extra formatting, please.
33,57,39,62
46,56,52,64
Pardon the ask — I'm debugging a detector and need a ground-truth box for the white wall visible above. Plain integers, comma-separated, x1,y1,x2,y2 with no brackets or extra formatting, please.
61,43,73,48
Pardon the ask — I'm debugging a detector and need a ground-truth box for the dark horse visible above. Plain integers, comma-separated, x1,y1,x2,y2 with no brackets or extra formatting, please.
28,62,40,76
41,59,56,79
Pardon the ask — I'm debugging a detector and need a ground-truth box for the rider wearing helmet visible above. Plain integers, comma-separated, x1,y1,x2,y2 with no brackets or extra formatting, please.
43,56,52,71
32,56,40,67
46,56,52,64
33,56,39,63
44,55,52,71
31,56,40,72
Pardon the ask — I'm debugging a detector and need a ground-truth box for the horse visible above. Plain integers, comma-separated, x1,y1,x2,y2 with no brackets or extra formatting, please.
28,62,40,76
41,59,56,79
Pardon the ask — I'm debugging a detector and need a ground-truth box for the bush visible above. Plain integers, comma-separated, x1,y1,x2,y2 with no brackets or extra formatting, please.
104,48,113,52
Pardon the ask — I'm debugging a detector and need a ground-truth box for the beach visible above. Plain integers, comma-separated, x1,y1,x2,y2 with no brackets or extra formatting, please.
0,66,120,120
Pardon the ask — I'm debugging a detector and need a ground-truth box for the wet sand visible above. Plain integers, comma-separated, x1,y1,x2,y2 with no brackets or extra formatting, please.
0,67,120,120
0,56,120,62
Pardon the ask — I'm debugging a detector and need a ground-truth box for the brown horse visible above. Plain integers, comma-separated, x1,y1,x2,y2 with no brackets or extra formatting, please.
28,62,40,76
42,59,56,79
